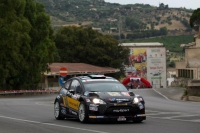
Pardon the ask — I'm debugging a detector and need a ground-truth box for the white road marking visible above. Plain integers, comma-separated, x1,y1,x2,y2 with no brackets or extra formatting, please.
0,115,109,133
192,119,200,122
147,112,181,116
146,110,200,122
146,110,160,113
152,88,170,100
157,112,181,114
148,116,200,123
163,114,199,119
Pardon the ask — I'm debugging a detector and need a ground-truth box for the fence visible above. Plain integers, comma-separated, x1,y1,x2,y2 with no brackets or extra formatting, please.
0,89,59,95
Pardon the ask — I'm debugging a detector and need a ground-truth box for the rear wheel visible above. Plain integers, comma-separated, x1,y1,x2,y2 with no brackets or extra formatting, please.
78,102,88,123
54,100,65,120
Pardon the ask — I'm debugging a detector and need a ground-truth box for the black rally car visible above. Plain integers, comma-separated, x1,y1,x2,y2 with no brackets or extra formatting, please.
54,75,146,123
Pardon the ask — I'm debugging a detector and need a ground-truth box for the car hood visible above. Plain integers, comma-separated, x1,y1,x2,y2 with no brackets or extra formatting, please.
85,91,133,103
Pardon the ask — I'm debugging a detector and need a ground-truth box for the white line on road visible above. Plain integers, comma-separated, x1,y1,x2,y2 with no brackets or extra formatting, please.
163,114,199,119
146,110,160,113
192,119,200,122
148,116,200,123
152,88,171,100
0,115,109,133
147,112,181,116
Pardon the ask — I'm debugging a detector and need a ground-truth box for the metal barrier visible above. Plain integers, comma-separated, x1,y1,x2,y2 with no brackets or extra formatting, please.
0,90,59,95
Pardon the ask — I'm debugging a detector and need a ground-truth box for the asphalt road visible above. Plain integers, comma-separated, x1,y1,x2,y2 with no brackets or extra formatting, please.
0,88,200,133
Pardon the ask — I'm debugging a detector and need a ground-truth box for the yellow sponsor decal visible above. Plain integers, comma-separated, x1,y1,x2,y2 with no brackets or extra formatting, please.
67,96,80,110
137,114,146,117
62,96,68,107
107,92,121,96
89,116,97,118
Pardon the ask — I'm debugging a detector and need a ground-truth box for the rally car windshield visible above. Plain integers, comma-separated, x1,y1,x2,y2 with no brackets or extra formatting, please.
84,82,128,92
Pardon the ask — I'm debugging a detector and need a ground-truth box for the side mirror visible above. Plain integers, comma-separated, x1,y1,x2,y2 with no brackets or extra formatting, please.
128,91,135,96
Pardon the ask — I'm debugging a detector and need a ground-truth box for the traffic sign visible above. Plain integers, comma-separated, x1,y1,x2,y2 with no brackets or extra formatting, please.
59,76,65,86
60,67,68,76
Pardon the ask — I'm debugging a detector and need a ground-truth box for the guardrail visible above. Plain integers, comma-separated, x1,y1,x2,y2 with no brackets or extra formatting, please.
0,90,59,95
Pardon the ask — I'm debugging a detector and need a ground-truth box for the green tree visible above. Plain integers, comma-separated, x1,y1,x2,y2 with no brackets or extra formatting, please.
190,8,200,32
125,17,146,31
0,0,56,90
150,23,155,30
55,26,129,79
23,0,56,89
168,61,175,67
160,27,168,35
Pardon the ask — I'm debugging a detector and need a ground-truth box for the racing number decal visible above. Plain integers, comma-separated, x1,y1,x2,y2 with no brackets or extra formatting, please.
67,97,80,110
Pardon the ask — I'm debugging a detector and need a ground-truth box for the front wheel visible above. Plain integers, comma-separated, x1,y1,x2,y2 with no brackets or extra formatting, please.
54,100,65,120
78,102,88,123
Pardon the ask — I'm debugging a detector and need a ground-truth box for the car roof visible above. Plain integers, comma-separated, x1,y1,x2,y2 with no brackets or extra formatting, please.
74,75,119,83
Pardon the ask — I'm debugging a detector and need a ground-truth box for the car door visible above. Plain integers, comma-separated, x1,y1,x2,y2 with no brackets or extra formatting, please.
65,79,82,116
59,80,72,115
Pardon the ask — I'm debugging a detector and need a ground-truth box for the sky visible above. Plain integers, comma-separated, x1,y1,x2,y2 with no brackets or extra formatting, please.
105,0,200,10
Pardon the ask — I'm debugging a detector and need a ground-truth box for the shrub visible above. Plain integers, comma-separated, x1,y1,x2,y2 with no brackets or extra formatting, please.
183,89,188,96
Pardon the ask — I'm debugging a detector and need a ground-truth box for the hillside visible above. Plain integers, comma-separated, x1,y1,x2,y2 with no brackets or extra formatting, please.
126,35,194,52
37,0,195,34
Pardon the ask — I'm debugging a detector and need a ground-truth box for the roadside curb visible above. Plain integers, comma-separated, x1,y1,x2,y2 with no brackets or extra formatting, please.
154,87,200,102
188,96,200,102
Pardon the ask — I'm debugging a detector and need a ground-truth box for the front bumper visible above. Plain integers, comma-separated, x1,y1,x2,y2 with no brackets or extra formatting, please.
88,114,146,122
87,102,146,122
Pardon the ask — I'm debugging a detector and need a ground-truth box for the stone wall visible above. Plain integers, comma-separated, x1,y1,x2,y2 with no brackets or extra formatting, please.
171,78,188,87
187,86,200,96
172,78,200,96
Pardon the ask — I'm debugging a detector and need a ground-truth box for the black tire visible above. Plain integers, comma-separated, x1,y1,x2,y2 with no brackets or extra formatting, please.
54,100,65,120
78,102,88,123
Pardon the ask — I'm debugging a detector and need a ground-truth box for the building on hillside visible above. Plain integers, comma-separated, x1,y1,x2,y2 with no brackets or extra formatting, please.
90,8,97,11
92,27,102,32
174,29,200,88
119,42,167,88
41,63,119,90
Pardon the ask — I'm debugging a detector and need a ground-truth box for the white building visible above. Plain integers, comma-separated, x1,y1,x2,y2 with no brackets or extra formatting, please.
120,42,167,88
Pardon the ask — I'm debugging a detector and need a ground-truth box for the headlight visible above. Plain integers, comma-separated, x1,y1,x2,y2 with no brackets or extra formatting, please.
133,97,139,103
93,98,106,104
133,97,143,103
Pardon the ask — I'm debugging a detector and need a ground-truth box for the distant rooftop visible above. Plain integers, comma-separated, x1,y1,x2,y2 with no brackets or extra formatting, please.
119,42,164,47
44,63,119,76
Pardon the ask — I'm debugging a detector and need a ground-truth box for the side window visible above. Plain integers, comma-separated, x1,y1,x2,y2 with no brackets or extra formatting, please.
60,88,67,95
64,80,71,90
70,80,82,94
76,85,82,94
